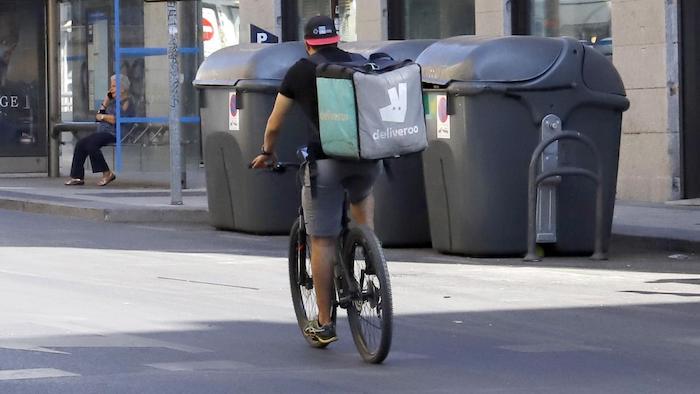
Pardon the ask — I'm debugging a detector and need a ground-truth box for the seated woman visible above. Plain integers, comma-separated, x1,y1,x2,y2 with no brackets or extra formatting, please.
65,74,134,186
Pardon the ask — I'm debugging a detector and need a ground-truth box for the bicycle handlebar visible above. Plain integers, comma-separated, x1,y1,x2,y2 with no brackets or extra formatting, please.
271,162,302,173
248,161,302,173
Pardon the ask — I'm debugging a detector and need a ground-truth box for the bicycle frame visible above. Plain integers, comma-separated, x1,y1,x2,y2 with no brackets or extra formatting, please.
274,158,362,312
295,209,312,291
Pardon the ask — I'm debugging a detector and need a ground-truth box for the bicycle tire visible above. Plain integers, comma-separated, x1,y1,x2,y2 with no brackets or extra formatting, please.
288,217,336,348
343,224,393,363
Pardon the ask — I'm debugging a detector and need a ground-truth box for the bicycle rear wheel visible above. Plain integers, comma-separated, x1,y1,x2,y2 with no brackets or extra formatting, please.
288,217,336,348
343,225,393,363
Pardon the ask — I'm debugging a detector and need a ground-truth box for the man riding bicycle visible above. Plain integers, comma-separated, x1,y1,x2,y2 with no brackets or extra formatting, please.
250,15,380,345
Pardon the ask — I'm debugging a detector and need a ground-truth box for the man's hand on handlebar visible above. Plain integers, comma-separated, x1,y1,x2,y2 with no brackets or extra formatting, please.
249,153,277,169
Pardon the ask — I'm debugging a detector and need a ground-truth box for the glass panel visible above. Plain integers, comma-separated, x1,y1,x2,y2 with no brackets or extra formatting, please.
0,0,47,157
403,0,475,39
202,0,240,58
58,0,204,171
60,0,114,122
297,0,332,39
529,0,612,56
337,0,357,42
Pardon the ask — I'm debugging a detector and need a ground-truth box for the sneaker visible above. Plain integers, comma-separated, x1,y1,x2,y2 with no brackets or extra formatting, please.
304,320,337,345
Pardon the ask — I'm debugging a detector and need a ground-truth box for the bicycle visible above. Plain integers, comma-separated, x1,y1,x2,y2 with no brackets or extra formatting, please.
271,161,393,364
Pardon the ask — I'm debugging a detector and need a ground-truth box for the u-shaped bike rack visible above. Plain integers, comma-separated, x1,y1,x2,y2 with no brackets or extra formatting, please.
524,128,607,262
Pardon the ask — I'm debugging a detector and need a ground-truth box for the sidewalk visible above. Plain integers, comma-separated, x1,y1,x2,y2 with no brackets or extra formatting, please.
0,175,698,254
0,174,208,224
612,200,700,254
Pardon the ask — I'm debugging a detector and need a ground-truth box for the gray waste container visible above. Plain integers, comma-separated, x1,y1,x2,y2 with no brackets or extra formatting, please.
417,36,630,256
339,40,435,247
194,43,309,233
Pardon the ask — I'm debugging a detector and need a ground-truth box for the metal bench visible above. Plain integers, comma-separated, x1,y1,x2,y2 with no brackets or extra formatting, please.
51,121,170,145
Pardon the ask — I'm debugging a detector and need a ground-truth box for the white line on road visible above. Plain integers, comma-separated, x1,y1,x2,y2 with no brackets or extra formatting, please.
145,360,254,372
0,344,70,355
499,343,612,353
0,368,79,381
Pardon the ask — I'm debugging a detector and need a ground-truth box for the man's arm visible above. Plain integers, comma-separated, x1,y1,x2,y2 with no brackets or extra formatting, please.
250,93,294,168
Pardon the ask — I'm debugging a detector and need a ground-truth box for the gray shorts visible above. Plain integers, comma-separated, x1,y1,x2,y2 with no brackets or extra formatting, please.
302,159,381,237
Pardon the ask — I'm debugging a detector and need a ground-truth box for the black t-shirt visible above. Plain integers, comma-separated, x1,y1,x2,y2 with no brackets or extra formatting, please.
279,46,356,160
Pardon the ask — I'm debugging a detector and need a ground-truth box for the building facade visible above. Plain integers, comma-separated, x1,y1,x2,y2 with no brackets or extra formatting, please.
0,0,696,203
266,0,694,203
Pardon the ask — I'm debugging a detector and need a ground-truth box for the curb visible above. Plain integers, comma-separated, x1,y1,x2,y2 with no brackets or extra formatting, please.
611,233,699,255
0,198,209,224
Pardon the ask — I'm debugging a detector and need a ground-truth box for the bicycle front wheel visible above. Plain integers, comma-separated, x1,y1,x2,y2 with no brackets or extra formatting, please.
343,225,393,364
288,217,335,348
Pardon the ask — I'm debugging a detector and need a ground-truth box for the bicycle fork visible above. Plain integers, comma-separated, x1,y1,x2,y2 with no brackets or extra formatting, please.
334,233,361,310
296,214,312,291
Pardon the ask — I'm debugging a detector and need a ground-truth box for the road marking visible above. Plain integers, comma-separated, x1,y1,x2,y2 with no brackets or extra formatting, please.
0,344,69,355
671,337,700,347
145,360,253,372
386,351,431,361
0,368,79,381
157,276,260,290
499,343,612,353
0,334,211,355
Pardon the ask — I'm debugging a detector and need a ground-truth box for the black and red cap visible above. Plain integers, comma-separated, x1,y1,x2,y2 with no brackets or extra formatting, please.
304,15,340,46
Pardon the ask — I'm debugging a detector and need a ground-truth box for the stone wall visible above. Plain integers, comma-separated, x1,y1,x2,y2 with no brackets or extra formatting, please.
612,0,680,201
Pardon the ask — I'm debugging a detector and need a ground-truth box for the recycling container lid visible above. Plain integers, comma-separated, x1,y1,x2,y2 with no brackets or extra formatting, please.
417,36,565,86
339,40,436,62
194,42,307,88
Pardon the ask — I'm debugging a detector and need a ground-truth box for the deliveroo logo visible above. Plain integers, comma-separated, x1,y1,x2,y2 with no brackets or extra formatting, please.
373,82,420,141
379,83,407,123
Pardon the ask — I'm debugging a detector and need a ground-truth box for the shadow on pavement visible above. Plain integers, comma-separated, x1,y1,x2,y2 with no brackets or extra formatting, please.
1,303,700,393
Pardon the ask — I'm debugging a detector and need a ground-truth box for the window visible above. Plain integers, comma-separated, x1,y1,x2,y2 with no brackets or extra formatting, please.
283,0,357,42
336,0,357,42
0,0,46,157
527,0,612,56
202,1,240,58
297,0,332,40
390,0,475,39
59,0,203,170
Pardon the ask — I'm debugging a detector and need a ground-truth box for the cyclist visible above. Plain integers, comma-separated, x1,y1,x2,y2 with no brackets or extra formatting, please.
250,15,380,345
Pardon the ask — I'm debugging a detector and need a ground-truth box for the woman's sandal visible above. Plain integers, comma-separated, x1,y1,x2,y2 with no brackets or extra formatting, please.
98,173,116,187
64,178,85,186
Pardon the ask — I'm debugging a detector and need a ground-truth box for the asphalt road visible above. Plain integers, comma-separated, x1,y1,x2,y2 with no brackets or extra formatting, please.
1,209,700,393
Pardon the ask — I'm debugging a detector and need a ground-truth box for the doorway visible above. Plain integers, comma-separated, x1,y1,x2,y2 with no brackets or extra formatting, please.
0,0,47,173
680,0,700,198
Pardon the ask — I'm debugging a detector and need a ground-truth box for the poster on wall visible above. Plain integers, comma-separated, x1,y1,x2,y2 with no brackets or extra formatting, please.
0,0,45,157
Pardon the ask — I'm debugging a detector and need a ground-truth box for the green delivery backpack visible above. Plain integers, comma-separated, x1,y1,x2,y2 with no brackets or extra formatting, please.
314,53,428,160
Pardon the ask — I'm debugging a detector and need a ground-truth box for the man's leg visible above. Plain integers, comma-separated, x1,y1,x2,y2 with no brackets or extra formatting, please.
309,235,336,326
301,160,344,331
349,193,375,229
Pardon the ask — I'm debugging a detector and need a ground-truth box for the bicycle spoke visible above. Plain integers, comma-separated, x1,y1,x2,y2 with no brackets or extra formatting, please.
358,314,382,330
301,258,317,320
349,244,383,353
